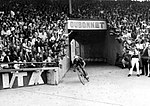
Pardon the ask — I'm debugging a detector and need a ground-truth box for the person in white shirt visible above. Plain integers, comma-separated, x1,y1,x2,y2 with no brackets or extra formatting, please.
10,10,15,18
39,29,47,41
128,45,140,77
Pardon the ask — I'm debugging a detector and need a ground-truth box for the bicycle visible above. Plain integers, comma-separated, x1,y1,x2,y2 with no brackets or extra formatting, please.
75,65,89,85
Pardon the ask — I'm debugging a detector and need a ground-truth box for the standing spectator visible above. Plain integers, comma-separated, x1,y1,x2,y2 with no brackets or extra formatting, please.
35,37,42,53
141,42,149,76
128,45,140,77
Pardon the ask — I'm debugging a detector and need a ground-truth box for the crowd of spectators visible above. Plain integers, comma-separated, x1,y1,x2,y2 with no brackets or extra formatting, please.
1,0,150,69
0,0,69,68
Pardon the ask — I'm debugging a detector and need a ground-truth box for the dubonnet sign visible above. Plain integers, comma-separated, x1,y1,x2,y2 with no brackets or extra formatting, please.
68,20,107,30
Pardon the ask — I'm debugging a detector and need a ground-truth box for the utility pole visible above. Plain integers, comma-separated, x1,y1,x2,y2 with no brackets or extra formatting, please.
69,0,72,15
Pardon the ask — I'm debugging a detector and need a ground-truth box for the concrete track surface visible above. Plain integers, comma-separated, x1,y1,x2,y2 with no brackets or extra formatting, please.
0,63,150,106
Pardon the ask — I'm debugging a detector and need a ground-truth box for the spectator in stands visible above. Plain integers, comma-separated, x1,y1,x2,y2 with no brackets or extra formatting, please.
3,51,11,63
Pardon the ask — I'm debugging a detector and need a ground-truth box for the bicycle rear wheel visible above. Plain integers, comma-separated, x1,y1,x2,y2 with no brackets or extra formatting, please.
77,70,85,85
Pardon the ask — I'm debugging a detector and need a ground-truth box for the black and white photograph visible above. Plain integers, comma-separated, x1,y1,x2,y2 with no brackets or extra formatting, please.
0,0,150,106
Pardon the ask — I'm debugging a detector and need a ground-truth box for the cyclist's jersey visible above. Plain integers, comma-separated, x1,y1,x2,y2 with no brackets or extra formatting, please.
73,57,84,67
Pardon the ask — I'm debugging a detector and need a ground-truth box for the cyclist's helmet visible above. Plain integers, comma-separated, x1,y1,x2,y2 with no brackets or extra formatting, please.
74,55,79,59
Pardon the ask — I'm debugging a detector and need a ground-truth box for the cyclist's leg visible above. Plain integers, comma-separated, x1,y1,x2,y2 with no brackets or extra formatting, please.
73,64,77,72
80,65,89,79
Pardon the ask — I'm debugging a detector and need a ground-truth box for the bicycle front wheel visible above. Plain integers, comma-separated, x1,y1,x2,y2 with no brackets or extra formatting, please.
77,70,85,85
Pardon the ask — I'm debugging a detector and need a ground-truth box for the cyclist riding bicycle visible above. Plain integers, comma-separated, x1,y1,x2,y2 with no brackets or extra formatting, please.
72,55,89,80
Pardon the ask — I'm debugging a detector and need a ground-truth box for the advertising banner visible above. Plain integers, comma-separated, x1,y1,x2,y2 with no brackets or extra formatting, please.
68,20,107,30
0,67,59,90
0,71,47,89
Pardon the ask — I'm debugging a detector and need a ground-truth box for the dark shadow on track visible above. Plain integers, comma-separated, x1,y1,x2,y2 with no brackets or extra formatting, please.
86,62,109,66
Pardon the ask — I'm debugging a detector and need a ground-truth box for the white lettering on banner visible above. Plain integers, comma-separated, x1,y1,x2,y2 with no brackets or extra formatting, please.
18,72,27,87
9,71,19,88
9,72,27,88
28,70,44,85
2,73,9,88
2,71,44,88
2,72,27,88
68,20,107,30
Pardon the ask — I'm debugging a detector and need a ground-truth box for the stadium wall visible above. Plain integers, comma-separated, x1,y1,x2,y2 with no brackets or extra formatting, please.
104,31,123,65
58,24,70,82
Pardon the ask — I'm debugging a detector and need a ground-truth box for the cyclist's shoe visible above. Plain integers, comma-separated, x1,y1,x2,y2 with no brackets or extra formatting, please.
85,76,89,82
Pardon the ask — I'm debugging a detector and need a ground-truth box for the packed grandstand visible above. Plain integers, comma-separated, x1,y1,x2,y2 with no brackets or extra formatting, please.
0,0,150,69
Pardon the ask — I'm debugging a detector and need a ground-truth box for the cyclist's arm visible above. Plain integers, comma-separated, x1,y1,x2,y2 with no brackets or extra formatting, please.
79,57,86,68
73,64,77,68
82,60,86,68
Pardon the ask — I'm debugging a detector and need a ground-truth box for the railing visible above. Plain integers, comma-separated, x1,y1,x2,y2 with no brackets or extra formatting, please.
0,62,59,73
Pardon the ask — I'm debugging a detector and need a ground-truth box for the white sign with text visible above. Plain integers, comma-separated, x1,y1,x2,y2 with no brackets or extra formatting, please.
68,20,107,30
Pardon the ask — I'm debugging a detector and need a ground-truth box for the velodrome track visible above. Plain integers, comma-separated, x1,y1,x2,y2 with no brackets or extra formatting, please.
0,63,150,106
